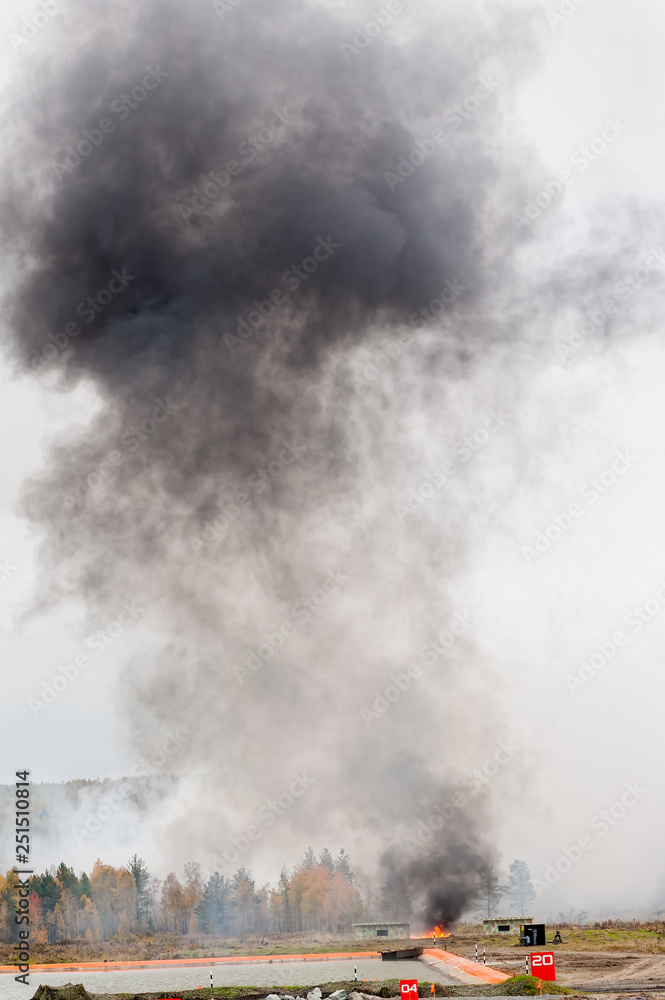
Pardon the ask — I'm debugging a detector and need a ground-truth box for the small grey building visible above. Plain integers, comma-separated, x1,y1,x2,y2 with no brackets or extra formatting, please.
483,917,532,936
353,922,411,940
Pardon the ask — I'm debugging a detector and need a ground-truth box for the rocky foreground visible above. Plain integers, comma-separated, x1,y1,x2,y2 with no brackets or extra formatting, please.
29,976,577,1000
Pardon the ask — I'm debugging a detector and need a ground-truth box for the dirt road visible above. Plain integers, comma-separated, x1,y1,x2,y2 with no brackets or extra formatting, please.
487,948,665,995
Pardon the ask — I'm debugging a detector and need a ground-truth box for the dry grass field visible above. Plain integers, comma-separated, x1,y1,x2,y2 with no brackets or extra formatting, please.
3,922,665,993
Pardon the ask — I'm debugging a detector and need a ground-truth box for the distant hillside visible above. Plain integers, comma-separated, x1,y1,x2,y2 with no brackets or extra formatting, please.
0,776,179,871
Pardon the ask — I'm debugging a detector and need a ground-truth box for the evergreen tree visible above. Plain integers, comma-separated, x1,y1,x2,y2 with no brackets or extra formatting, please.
127,855,150,924
55,862,79,895
335,849,354,883
381,868,410,920
319,848,334,874
477,863,507,919
301,847,317,869
196,872,231,933
231,866,255,890
78,872,92,900
31,870,60,913
277,865,291,933
507,860,535,915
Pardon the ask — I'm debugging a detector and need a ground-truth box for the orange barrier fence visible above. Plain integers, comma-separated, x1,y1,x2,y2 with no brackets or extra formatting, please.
0,951,381,974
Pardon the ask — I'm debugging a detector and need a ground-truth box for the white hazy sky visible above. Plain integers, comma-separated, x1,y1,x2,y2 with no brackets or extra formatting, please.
1,0,665,916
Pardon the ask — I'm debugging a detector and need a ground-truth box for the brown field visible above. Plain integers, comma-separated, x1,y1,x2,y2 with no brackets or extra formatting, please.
3,923,665,995
446,923,665,995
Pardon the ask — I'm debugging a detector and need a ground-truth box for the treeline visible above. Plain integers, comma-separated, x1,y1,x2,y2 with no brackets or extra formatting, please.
0,847,362,943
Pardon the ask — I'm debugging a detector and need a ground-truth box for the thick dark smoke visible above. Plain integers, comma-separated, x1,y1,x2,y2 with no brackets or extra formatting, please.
0,0,590,922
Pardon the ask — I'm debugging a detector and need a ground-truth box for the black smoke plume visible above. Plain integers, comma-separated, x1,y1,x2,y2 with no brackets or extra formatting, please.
1,0,624,923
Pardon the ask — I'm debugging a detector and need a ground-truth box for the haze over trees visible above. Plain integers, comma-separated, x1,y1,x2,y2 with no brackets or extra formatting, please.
0,847,361,943
0,849,541,943
507,860,536,915
477,862,508,919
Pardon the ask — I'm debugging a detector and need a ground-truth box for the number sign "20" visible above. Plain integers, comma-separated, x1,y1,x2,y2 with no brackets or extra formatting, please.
530,952,556,981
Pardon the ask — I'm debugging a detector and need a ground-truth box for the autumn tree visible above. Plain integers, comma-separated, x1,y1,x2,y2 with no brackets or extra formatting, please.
232,868,256,931
55,888,80,939
162,872,187,932
183,861,204,932
326,868,361,931
0,848,363,942
29,891,47,944
90,860,138,936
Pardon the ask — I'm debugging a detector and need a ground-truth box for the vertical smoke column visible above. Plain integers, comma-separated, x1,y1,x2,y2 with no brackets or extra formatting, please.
2,0,544,899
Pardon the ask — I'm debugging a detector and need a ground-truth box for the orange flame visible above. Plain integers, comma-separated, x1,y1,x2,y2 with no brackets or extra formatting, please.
411,925,452,939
